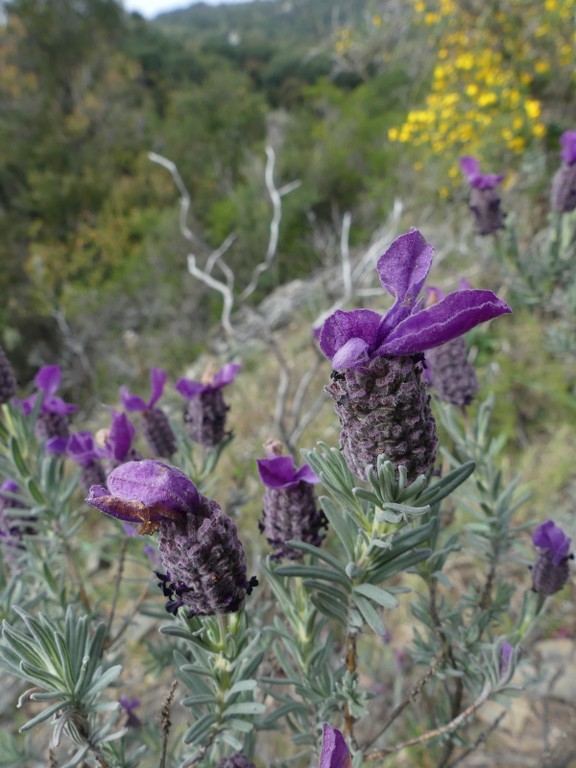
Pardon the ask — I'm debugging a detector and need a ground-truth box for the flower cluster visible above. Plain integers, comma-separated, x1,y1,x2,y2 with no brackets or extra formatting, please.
318,229,510,480
531,519,572,596
86,460,257,617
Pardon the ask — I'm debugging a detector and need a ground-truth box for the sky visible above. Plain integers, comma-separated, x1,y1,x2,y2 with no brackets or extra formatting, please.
123,0,251,18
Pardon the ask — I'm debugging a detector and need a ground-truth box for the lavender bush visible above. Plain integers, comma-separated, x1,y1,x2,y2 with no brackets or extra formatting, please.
0,177,573,768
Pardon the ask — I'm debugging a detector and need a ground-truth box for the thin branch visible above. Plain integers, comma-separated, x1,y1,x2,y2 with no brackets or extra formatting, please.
446,711,507,768
363,647,447,750
365,683,493,760
204,232,237,277
105,537,128,643
240,145,300,301
148,152,203,248
187,254,236,338
159,680,179,768
340,211,353,301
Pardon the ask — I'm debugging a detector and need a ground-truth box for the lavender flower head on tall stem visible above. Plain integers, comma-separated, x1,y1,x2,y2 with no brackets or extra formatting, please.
319,229,510,481
257,438,326,560
531,519,573,597
18,365,77,448
460,156,506,235
550,130,576,213
176,362,240,448
121,368,176,458
86,460,257,617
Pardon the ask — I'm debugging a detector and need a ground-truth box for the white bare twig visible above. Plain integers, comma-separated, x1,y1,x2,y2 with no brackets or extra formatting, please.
340,211,353,300
148,152,203,248
240,145,301,301
186,254,235,338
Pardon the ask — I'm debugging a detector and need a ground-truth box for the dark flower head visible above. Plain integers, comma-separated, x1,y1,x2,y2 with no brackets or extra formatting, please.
319,724,351,768
121,369,176,457
319,230,510,371
460,156,504,190
531,520,572,596
176,362,240,448
257,441,325,560
86,461,256,615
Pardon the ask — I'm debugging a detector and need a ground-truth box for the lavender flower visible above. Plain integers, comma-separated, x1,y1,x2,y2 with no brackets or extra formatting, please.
531,519,573,596
18,365,76,447
121,368,176,458
66,432,107,493
460,156,506,235
176,362,240,447
550,130,576,213
0,479,33,569
119,696,142,728
85,460,257,616
424,286,479,407
499,642,513,678
0,345,17,405
319,230,510,481
96,410,142,472
319,724,351,768
257,439,326,560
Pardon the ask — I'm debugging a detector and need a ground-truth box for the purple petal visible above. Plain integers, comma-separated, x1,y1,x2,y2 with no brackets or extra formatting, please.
533,520,571,566
149,367,167,408
107,460,199,514
46,436,69,454
319,309,383,367
67,432,98,465
376,230,434,332
460,156,480,181
211,362,241,389
43,395,77,415
120,386,148,413
35,365,61,396
258,456,319,488
319,724,351,768
560,131,576,165
0,479,19,494
85,485,162,524
106,411,136,461
175,378,205,400
378,290,511,356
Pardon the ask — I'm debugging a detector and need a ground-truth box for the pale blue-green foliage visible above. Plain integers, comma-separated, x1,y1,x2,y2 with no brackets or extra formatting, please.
160,612,265,766
0,606,124,768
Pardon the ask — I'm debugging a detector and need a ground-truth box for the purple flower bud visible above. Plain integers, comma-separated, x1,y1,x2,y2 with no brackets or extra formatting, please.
319,724,351,768
17,365,77,444
460,157,506,235
318,231,509,481
258,444,326,560
119,696,142,728
176,363,240,448
531,520,573,596
121,369,176,457
0,346,17,405
550,132,576,213
86,461,256,615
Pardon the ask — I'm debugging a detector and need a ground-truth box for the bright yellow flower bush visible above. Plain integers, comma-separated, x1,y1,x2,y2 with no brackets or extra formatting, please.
390,0,575,181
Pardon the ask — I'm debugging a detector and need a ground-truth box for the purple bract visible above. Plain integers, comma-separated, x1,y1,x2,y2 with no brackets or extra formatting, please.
19,365,77,416
560,131,576,165
175,363,241,400
121,367,167,412
319,230,510,371
319,724,351,768
460,156,504,189
532,520,571,566
257,455,319,489
86,460,199,531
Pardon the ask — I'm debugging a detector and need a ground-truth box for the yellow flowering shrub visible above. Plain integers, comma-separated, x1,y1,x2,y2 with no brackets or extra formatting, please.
389,0,575,182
